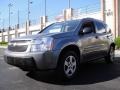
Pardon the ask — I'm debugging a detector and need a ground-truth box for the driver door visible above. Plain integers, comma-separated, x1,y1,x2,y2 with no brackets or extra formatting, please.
80,21,100,61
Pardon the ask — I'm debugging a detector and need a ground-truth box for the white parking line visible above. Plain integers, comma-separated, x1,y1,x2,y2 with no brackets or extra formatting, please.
8,67,18,70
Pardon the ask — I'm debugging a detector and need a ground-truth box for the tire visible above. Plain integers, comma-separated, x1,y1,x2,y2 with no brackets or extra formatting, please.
105,46,115,63
56,51,79,80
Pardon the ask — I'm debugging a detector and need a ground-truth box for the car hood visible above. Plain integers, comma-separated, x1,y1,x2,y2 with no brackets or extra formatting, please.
12,32,74,41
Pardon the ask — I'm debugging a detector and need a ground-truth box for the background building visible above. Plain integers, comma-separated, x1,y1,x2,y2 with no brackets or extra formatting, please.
101,0,120,38
0,0,119,42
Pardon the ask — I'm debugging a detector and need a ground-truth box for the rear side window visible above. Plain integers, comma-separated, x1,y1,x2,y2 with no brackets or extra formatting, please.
95,21,106,33
105,24,111,33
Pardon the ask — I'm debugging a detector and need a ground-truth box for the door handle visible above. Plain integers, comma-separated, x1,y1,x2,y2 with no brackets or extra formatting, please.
107,36,109,38
95,36,98,39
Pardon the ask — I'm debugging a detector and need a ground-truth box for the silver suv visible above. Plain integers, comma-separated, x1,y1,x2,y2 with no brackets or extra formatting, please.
4,18,115,79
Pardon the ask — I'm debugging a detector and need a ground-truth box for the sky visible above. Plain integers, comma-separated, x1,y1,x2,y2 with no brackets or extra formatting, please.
0,0,100,28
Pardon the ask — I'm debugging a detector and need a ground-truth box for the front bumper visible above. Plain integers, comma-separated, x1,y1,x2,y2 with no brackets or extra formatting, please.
4,50,60,70
4,56,35,70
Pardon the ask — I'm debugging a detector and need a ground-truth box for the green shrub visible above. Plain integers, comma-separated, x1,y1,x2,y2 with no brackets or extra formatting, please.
0,41,8,46
115,37,120,49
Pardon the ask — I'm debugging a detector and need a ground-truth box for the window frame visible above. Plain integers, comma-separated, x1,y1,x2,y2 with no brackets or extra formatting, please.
79,20,96,35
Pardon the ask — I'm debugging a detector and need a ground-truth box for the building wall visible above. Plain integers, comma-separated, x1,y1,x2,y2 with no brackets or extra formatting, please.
104,0,116,38
118,0,120,36
102,0,120,38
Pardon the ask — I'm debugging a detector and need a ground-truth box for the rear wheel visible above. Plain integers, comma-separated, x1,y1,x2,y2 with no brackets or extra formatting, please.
105,46,115,63
56,51,79,80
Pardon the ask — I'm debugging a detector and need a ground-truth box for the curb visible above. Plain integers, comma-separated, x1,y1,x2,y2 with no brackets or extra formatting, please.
0,46,7,49
115,49,120,52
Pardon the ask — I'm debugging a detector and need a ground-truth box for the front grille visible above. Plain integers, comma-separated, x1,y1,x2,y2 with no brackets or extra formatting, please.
8,40,30,52
8,45,28,52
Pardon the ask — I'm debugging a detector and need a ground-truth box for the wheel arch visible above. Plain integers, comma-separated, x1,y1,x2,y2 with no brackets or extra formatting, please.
57,44,81,65
110,42,115,50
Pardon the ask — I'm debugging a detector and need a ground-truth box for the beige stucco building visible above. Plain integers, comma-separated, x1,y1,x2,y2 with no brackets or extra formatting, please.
101,0,120,38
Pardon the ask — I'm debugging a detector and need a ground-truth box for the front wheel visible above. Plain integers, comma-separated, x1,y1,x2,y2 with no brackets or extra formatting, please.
105,46,115,63
56,51,79,80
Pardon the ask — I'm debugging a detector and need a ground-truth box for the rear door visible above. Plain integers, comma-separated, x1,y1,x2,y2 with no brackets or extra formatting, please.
94,20,110,57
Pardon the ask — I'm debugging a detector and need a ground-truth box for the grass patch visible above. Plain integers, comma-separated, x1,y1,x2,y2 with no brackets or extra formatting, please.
0,41,8,46
115,37,120,49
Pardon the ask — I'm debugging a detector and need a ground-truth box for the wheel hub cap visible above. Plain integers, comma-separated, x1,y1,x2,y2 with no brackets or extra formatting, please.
110,48,115,61
64,56,77,77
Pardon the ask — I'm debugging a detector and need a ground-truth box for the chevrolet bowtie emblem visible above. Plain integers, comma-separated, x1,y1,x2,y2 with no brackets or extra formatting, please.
11,43,17,46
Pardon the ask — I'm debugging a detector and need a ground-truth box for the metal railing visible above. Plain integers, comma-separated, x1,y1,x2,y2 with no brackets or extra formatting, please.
72,2,100,19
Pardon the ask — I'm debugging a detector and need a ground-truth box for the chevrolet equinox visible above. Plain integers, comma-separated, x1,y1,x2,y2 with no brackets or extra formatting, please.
4,18,115,79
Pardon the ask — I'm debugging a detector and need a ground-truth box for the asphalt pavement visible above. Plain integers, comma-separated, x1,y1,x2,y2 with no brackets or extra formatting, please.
0,48,120,90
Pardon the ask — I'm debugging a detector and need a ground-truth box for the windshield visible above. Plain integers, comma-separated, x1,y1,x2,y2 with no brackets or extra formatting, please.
39,20,80,34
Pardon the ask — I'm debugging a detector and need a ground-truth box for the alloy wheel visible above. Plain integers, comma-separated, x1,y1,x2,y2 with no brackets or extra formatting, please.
64,56,77,77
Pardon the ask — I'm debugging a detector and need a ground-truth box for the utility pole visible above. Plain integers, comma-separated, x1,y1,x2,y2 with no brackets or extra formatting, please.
8,0,13,42
17,10,19,28
2,19,4,30
68,0,71,8
28,0,33,22
45,0,46,16
28,0,30,21
8,2,12,30
0,12,1,31
2,19,4,41
27,0,33,35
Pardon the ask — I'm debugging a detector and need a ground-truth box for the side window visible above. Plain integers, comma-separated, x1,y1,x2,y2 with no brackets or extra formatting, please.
105,24,111,33
95,21,106,33
81,21,95,34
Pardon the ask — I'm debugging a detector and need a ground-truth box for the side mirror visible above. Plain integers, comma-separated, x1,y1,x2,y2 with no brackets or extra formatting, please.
108,29,111,33
80,27,92,34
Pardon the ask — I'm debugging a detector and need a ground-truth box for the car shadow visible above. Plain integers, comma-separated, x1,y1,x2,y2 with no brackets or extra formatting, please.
26,57,120,85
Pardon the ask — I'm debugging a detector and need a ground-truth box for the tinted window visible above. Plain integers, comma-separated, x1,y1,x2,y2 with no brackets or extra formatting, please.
81,21,95,34
96,21,106,33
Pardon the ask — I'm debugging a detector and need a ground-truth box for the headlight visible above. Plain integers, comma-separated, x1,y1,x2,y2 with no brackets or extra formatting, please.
31,37,53,52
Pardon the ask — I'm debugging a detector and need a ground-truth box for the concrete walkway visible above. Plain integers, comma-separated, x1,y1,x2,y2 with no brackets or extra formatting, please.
115,49,120,57
0,46,7,49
